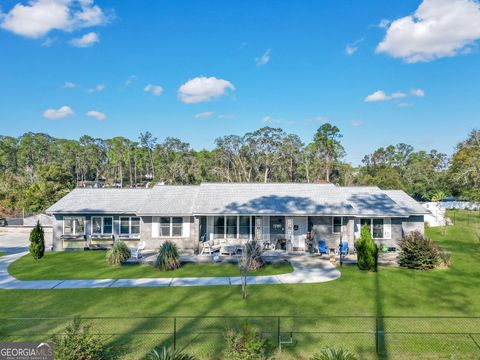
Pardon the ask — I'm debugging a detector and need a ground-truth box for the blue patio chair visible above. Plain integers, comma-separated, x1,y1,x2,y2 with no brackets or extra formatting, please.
338,241,349,256
318,240,329,255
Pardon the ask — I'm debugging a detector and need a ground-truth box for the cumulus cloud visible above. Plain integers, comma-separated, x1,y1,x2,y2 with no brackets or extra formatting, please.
63,81,77,88
86,110,106,121
365,88,425,103
0,0,110,38
178,76,235,104
411,88,425,97
255,49,271,66
70,31,98,47
143,84,163,96
378,19,391,29
345,38,364,56
376,0,480,63
43,105,74,119
86,83,105,93
194,111,214,119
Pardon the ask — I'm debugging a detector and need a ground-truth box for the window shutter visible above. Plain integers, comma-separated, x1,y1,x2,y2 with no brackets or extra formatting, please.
152,217,159,238
182,217,190,237
384,218,391,239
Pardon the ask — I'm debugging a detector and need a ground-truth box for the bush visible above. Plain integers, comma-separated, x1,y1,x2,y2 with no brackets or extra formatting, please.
224,321,269,360
156,240,181,271
106,241,131,266
399,231,441,270
52,317,122,360
244,240,264,271
145,346,196,360
29,221,45,260
356,225,378,271
311,347,357,360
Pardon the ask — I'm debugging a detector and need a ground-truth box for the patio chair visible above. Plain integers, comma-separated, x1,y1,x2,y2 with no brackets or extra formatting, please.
131,241,146,260
338,241,349,256
317,240,329,255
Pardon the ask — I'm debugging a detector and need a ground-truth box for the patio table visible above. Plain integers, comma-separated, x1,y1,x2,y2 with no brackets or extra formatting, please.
220,244,240,256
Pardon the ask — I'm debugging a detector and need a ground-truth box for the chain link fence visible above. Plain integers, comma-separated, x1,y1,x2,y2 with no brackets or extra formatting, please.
1,316,480,359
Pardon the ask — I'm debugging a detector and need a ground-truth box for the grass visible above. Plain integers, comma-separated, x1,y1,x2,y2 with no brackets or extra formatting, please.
9,251,293,279
1,210,480,359
0,251,5,257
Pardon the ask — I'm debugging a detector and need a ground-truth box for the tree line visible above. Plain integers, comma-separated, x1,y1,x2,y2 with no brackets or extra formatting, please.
0,125,478,215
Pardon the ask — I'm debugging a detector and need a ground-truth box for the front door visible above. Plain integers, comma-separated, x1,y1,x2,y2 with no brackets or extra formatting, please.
270,216,286,242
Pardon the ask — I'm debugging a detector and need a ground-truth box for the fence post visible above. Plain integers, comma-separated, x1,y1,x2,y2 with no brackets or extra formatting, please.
277,316,281,350
375,316,379,355
173,317,177,350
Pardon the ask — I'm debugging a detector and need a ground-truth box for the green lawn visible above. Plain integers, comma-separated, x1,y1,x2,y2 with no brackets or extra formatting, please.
0,251,5,257
1,210,480,359
9,251,293,279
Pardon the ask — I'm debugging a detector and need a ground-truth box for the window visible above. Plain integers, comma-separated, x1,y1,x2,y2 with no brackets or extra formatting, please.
160,217,171,236
239,216,250,239
172,217,182,236
214,216,225,239
332,217,343,233
120,217,140,235
226,216,237,238
63,216,85,235
373,219,384,239
91,217,113,235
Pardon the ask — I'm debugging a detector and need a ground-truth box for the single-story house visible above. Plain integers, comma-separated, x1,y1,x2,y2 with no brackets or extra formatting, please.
46,183,427,253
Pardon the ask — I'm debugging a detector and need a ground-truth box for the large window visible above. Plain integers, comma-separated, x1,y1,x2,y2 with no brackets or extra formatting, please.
63,216,85,235
160,217,171,237
172,217,182,236
214,216,225,239
91,216,113,235
120,217,140,236
239,216,250,239
332,216,343,233
159,217,183,237
226,216,237,238
373,219,384,239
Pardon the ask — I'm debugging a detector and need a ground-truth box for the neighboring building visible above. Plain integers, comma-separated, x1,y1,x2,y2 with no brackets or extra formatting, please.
46,183,427,253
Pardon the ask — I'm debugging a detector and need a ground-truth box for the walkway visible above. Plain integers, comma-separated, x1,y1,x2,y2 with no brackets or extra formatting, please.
0,233,340,290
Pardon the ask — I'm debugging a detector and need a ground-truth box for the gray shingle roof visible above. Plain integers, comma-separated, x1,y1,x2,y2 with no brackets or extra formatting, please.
46,183,428,217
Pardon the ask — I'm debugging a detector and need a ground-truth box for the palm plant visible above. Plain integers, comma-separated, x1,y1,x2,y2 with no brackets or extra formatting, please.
244,240,264,271
106,241,131,266
144,346,196,360
156,240,181,271
311,347,357,360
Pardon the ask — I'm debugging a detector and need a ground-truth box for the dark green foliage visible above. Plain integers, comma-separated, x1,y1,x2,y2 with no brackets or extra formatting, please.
52,317,122,360
106,241,131,266
356,225,377,271
144,346,196,360
311,347,357,360
399,231,441,270
156,241,181,271
29,221,45,259
224,322,269,360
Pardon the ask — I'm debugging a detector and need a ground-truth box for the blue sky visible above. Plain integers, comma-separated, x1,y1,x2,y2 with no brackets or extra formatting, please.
1,0,480,164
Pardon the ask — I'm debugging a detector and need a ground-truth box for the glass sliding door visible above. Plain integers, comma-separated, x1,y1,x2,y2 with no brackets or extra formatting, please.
226,216,237,238
239,216,250,239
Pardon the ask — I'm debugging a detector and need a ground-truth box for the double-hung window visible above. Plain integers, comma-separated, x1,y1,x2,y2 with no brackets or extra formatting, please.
158,217,183,237
91,216,113,235
239,216,250,239
360,218,384,239
214,216,225,239
120,217,140,236
63,216,85,235
332,216,343,233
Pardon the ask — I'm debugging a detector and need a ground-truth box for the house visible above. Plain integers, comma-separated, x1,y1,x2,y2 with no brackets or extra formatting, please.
45,183,427,253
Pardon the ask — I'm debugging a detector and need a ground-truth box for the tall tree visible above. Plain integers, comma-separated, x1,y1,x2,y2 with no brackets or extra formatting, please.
139,132,157,181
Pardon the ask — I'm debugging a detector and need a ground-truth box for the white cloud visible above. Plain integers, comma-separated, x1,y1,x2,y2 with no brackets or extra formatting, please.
178,76,235,104
194,111,214,119
43,105,74,119
143,84,163,96
255,49,271,66
125,75,136,86
86,110,106,121
0,0,109,38
63,81,77,88
364,90,408,102
86,83,105,93
411,88,425,97
41,36,56,46
345,38,364,56
376,0,480,63
70,31,98,47
378,19,391,29
351,120,364,128
261,115,294,125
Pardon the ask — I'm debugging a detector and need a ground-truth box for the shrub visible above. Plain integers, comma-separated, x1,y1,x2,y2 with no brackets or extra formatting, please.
156,240,181,271
29,221,45,260
311,347,357,360
145,346,196,360
356,225,378,271
224,321,269,360
399,231,440,270
244,240,264,271
106,241,131,266
52,317,122,360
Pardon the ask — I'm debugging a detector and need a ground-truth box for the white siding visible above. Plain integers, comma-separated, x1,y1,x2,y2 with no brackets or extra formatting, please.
384,218,391,239
151,216,159,238
182,217,190,237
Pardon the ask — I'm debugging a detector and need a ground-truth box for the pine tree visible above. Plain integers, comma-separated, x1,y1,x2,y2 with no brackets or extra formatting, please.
356,224,378,271
29,221,45,260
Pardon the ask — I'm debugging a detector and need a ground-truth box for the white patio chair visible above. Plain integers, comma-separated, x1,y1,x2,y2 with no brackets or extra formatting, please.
131,241,146,260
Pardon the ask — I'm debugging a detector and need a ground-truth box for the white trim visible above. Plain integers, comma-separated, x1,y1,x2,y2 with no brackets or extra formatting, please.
62,216,86,235
119,216,141,236
332,216,343,234
91,216,113,235
155,216,184,238
359,217,386,239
